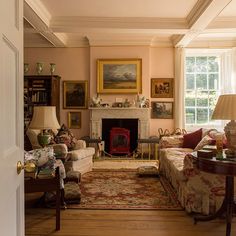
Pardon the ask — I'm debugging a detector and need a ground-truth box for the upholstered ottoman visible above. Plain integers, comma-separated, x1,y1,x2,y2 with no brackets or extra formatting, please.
65,170,81,184
64,182,81,204
137,164,159,177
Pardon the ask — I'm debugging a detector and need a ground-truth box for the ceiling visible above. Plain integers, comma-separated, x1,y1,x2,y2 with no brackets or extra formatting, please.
24,0,236,48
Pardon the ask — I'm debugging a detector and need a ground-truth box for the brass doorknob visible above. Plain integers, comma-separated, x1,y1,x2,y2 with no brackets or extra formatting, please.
17,161,36,175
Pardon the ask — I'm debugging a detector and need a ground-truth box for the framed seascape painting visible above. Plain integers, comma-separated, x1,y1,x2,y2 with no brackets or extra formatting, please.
151,78,174,98
97,58,142,94
151,102,174,119
68,112,81,129
63,81,88,109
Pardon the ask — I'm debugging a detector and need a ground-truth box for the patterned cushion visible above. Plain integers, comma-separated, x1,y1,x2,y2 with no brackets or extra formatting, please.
24,147,55,167
64,182,81,203
182,128,202,149
194,135,214,151
54,124,77,150
137,165,159,176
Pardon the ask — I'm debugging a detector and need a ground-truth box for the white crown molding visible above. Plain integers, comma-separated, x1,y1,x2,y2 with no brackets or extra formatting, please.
24,1,66,47
207,16,236,29
175,0,232,47
24,0,51,26
187,39,236,48
50,16,188,31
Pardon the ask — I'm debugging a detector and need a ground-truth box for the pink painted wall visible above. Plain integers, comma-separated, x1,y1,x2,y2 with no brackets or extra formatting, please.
150,47,175,135
24,46,175,138
24,48,90,138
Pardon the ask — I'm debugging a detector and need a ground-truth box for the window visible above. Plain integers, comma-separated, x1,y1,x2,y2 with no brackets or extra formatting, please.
185,55,220,128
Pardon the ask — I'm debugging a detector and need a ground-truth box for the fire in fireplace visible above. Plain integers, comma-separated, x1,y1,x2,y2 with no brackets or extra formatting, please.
110,127,130,155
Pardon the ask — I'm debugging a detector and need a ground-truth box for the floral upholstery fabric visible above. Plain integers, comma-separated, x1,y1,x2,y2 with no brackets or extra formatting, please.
24,147,66,189
159,135,184,149
159,147,236,214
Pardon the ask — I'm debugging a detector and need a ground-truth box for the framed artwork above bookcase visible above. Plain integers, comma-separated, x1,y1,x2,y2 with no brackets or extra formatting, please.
24,75,61,130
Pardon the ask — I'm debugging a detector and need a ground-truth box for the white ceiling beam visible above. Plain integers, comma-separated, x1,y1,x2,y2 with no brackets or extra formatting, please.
174,0,232,47
24,1,66,47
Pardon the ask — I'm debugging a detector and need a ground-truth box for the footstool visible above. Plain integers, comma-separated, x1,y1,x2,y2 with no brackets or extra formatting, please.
137,164,159,177
64,182,81,204
65,170,81,184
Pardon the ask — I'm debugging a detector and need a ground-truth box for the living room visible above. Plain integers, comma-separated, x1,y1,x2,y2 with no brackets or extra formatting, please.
1,0,236,236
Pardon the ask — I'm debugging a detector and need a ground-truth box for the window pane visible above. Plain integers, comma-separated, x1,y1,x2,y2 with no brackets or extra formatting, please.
196,57,207,72
197,91,208,107
209,91,218,108
186,108,195,124
208,56,219,72
196,74,207,89
209,74,219,90
197,108,208,124
186,74,195,89
186,57,195,72
185,91,195,106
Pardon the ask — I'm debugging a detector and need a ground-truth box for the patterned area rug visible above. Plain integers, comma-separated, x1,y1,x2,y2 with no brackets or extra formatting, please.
68,170,183,210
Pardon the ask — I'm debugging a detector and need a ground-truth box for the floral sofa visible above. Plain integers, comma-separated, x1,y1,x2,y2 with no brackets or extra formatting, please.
159,128,236,215
26,125,95,175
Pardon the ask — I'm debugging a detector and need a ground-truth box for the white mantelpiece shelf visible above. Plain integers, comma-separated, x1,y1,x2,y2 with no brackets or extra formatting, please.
89,107,150,139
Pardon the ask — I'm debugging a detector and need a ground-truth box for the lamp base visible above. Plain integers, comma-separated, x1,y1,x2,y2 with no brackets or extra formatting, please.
37,133,51,147
224,120,236,158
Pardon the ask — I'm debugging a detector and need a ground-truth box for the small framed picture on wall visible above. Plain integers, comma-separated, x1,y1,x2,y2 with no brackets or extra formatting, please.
151,102,174,119
68,112,81,129
151,78,173,98
63,81,88,109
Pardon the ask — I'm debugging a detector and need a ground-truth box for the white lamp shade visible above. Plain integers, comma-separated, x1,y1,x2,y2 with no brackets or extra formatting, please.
29,106,60,130
212,94,236,120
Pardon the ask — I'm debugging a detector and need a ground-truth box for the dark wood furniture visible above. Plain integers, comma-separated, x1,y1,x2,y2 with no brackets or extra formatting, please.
25,167,61,231
24,75,61,128
192,152,236,236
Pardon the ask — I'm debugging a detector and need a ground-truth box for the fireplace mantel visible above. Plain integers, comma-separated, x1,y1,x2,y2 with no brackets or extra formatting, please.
89,107,150,139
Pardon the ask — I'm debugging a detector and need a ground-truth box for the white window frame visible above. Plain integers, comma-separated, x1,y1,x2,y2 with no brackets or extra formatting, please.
185,50,224,132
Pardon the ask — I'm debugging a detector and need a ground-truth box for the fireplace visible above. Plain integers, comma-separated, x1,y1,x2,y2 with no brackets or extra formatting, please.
110,127,130,154
90,107,150,154
102,118,138,154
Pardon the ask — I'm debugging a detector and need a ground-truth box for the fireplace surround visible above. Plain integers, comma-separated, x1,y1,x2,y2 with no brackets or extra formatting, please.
89,108,150,154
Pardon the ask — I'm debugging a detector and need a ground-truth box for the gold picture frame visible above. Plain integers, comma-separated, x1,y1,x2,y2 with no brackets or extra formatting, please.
97,58,142,94
151,78,174,98
68,112,81,129
63,81,88,109
151,102,174,119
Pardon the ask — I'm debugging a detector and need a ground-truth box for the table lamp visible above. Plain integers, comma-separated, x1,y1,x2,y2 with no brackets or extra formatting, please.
211,94,236,158
29,106,60,147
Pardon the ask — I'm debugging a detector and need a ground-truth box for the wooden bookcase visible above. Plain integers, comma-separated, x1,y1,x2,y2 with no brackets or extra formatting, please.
24,75,61,129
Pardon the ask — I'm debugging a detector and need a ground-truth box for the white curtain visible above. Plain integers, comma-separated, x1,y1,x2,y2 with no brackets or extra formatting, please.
221,48,236,94
174,47,185,129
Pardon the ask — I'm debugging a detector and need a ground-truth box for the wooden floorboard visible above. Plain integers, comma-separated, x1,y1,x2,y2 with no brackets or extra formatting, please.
25,208,236,236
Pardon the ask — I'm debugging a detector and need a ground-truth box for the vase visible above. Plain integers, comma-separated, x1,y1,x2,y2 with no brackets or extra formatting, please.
50,63,56,75
36,62,43,75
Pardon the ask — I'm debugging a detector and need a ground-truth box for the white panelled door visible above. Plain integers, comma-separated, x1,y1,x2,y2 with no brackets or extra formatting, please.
0,0,24,236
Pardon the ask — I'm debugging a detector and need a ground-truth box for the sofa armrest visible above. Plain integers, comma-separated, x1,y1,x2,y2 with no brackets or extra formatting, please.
73,139,86,149
159,135,184,149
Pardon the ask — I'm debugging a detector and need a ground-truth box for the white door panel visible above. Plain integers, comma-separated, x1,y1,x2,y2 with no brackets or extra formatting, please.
0,0,24,235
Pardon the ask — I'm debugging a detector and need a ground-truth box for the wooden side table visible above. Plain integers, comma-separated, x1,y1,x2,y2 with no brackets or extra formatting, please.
25,167,61,231
192,152,236,236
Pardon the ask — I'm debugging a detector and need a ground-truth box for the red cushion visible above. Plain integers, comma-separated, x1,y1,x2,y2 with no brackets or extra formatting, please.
182,128,203,149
